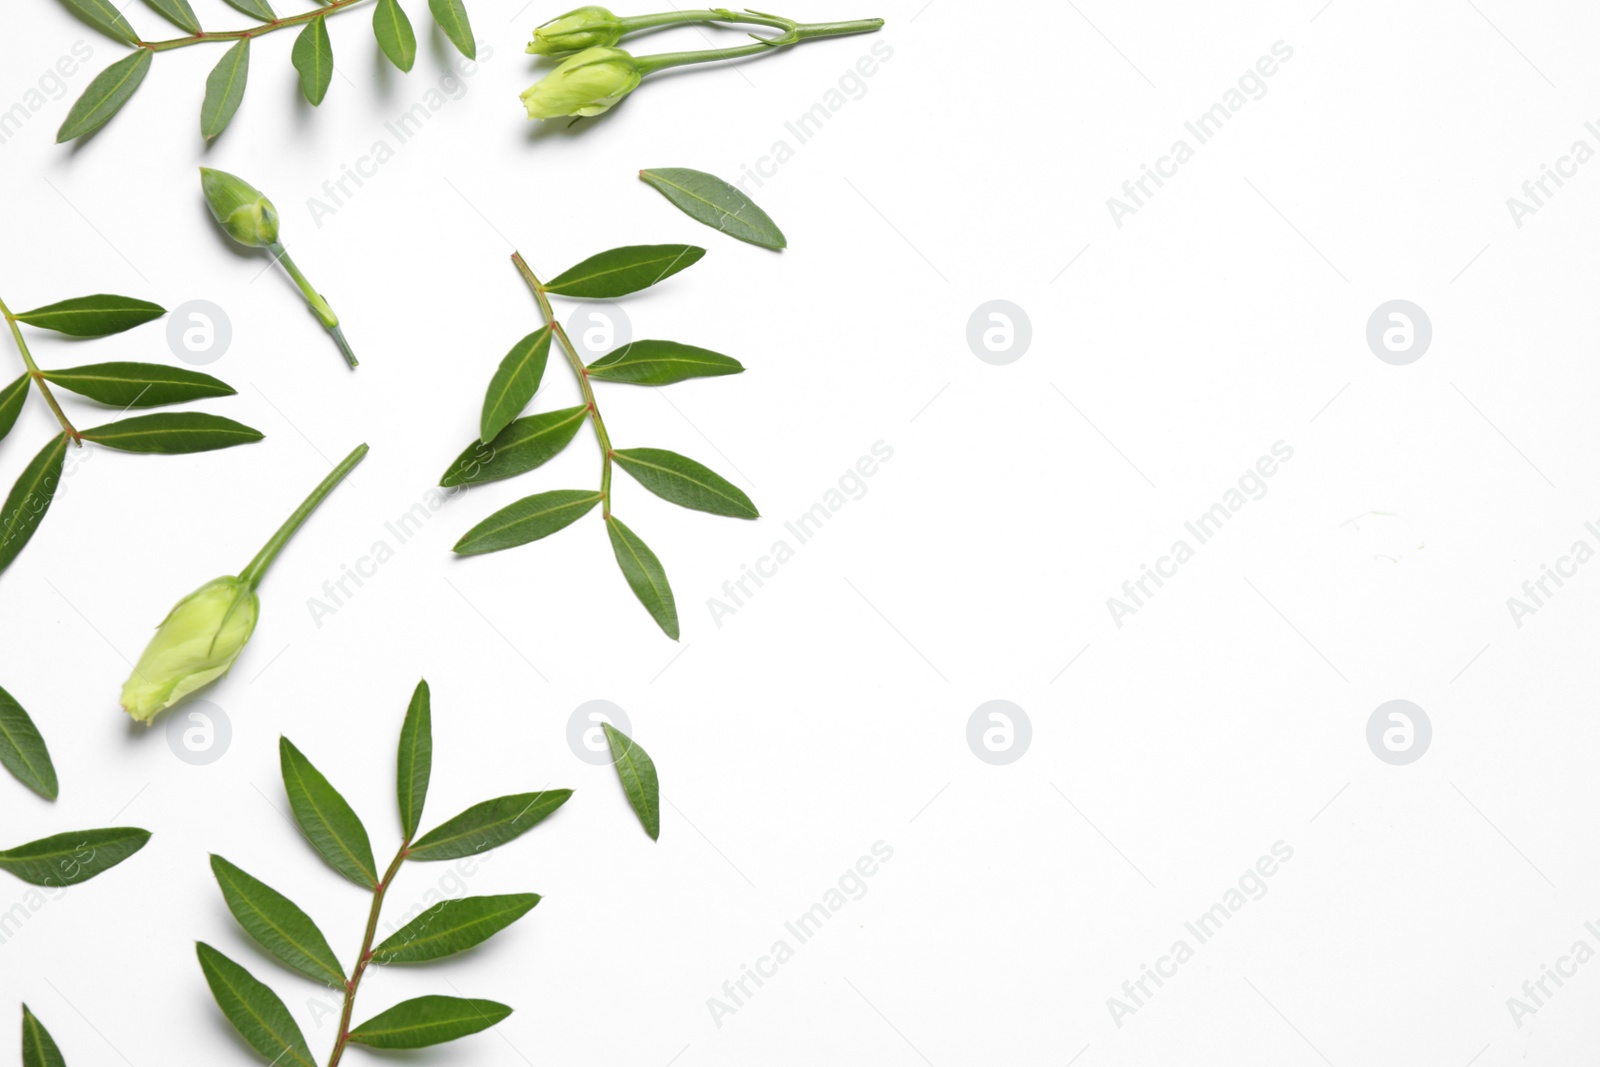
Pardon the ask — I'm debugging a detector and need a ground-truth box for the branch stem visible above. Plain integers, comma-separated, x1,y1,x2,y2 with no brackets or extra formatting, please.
634,14,884,74
325,843,408,1067
0,296,81,445
138,0,370,51
267,242,357,368
238,442,368,590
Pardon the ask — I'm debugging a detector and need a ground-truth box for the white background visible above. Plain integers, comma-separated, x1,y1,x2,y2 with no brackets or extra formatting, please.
3,0,1600,1064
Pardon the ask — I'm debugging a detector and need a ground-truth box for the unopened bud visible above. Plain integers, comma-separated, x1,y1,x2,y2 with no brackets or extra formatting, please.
521,46,642,120
200,167,279,248
528,6,624,55
121,577,259,724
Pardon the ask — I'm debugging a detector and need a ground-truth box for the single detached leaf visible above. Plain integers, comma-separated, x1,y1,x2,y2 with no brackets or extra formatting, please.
586,340,744,386
280,737,377,888
0,827,149,886
371,894,540,964
41,362,235,408
602,722,660,839
141,0,201,33
0,685,57,800
57,50,153,143
195,944,315,1067
427,0,476,59
544,245,706,299
220,0,275,20
612,448,757,519
292,19,333,106
408,790,572,861
21,1005,65,1067
441,405,586,488
350,996,508,1049
373,0,417,71
453,490,601,555
80,412,263,453
14,295,164,337
0,374,29,444
480,326,552,443
397,679,431,841
0,434,68,579
56,0,138,44
200,39,249,140
640,168,787,250
606,516,677,640
210,855,345,987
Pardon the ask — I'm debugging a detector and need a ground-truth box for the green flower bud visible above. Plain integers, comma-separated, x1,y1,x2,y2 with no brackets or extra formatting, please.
120,576,259,724
520,46,642,120
200,167,279,248
527,6,623,55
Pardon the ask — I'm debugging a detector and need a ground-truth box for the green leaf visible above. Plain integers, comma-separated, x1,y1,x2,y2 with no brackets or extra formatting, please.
427,0,476,59
397,679,431,841
373,0,417,71
586,340,744,386
220,0,275,21
56,0,138,44
441,405,586,488
408,790,572,861
80,412,263,453
602,722,660,839
200,39,249,140
0,685,57,800
280,737,377,888
606,516,678,640
21,1005,66,1067
0,434,68,579
544,245,706,299
371,893,540,964
141,0,200,33
612,448,757,519
41,362,235,408
639,168,787,250
209,856,346,987
292,19,333,106
452,490,601,555
481,326,552,443
14,295,165,337
195,944,315,1067
0,375,29,445
0,827,149,886
56,50,152,143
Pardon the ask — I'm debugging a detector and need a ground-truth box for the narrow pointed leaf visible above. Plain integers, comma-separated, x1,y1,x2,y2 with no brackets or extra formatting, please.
606,516,677,640
407,790,572,861
41,362,235,408
586,340,743,386
602,722,660,839
397,679,431,840
280,738,377,888
612,448,757,518
14,295,164,337
441,405,586,488
292,20,333,106
0,827,149,886
0,685,57,800
56,50,152,143
220,0,275,20
544,245,705,298
21,1005,65,1067
640,168,787,249
80,412,263,453
373,0,417,71
196,944,315,1067
427,0,476,59
56,0,138,43
372,893,540,963
141,0,201,33
210,856,346,987
0,434,68,578
0,375,29,444
453,490,600,555
200,39,249,140
480,326,552,443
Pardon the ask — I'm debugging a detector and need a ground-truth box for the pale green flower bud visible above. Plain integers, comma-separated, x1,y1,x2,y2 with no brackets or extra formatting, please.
200,167,279,248
120,577,259,724
528,6,623,55
520,47,642,120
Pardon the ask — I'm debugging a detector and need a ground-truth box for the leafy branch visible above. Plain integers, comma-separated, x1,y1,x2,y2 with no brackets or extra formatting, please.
54,0,478,143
